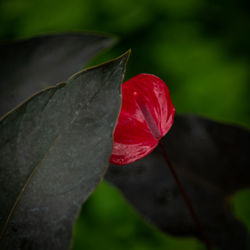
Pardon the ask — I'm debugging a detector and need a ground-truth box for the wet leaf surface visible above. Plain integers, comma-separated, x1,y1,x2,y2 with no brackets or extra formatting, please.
0,52,129,250
106,114,250,250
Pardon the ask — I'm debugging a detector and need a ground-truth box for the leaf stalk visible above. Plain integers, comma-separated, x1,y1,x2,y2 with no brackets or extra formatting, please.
158,140,211,250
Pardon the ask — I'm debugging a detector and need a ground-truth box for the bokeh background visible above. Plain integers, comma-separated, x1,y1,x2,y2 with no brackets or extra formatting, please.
0,0,249,249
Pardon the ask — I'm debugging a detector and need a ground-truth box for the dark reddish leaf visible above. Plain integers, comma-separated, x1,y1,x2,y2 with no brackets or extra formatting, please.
110,74,175,165
106,114,250,250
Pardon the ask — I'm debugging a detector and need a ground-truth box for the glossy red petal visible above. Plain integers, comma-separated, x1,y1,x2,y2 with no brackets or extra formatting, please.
110,73,175,165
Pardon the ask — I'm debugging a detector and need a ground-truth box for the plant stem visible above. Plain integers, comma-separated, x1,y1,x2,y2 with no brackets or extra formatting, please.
158,140,211,250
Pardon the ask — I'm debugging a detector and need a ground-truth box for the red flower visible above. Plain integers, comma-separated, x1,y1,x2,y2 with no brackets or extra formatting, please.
110,73,175,165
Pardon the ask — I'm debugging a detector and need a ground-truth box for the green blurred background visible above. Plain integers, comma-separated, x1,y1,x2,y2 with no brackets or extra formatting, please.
0,0,249,249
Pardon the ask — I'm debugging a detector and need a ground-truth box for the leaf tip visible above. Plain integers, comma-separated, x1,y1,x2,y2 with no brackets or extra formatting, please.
114,49,131,67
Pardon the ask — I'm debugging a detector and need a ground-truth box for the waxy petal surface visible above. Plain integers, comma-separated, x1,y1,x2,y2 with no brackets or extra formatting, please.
110,74,175,165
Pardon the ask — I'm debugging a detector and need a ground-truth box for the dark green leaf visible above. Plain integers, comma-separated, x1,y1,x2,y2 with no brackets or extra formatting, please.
106,114,250,250
0,32,115,117
0,51,129,250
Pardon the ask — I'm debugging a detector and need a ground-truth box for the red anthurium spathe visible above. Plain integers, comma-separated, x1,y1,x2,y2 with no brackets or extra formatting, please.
110,73,175,165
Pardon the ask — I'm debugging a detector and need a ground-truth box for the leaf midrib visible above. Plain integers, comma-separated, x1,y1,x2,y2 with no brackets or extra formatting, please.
0,78,106,242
